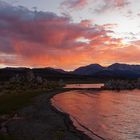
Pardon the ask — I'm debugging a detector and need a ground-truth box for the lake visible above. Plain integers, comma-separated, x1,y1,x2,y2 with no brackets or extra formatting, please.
64,83,104,89
52,89,140,140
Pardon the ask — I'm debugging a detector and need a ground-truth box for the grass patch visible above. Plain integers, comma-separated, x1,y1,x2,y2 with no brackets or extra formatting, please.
54,130,65,140
0,134,15,140
0,89,47,115
0,80,64,116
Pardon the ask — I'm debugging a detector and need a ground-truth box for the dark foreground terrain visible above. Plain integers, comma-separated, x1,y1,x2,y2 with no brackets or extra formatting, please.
1,89,91,140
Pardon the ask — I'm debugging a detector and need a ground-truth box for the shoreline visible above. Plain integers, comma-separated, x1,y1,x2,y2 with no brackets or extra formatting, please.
50,90,92,140
5,89,92,140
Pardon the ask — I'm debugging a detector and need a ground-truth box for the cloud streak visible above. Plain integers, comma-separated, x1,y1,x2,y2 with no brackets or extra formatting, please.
61,0,129,12
94,0,130,13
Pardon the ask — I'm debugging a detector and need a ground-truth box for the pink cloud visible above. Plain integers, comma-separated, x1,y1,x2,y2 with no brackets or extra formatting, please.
61,0,130,13
61,0,88,9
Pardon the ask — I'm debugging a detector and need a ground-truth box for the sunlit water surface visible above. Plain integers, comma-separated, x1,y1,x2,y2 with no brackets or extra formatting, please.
52,90,140,140
64,84,104,89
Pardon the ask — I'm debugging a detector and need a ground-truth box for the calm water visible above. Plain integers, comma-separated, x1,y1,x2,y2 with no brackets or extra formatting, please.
64,84,104,89
52,90,140,140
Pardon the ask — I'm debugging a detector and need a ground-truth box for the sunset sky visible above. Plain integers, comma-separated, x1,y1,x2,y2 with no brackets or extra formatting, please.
0,0,140,70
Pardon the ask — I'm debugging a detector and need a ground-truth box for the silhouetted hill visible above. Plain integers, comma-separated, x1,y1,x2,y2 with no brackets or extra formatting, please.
0,67,69,81
73,63,140,79
0,67,30,81
73,64,104,75
0,67,94,82
44,67,67,74
108,63,140,71
0,63,140,82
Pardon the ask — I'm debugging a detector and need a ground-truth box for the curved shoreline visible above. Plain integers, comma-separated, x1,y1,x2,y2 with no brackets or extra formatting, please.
49,89,92,140
50,96,92,139
6,89,92,140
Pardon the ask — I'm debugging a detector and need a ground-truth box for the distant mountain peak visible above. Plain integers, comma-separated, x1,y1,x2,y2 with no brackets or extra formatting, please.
88,63,102,66
73,63,104,75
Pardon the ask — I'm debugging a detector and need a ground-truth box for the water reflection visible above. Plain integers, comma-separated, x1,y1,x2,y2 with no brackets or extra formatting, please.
52,90,140,140
64,84,104,89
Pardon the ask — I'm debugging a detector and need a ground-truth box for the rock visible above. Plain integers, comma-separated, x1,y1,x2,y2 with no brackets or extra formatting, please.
36,76,43,84
26,71,35,82
0,126,7,133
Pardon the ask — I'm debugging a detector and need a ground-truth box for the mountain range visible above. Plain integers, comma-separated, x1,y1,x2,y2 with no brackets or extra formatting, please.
73,63,140,78
0,63,140,81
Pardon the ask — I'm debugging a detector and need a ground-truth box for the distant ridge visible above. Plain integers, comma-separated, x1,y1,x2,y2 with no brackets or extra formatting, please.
73,63,140,78
0,63,140,81
108,63,140,71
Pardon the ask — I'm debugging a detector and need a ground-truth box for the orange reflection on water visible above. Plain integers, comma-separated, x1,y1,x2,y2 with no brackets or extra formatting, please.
52,90,140,140
64,84,104,89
